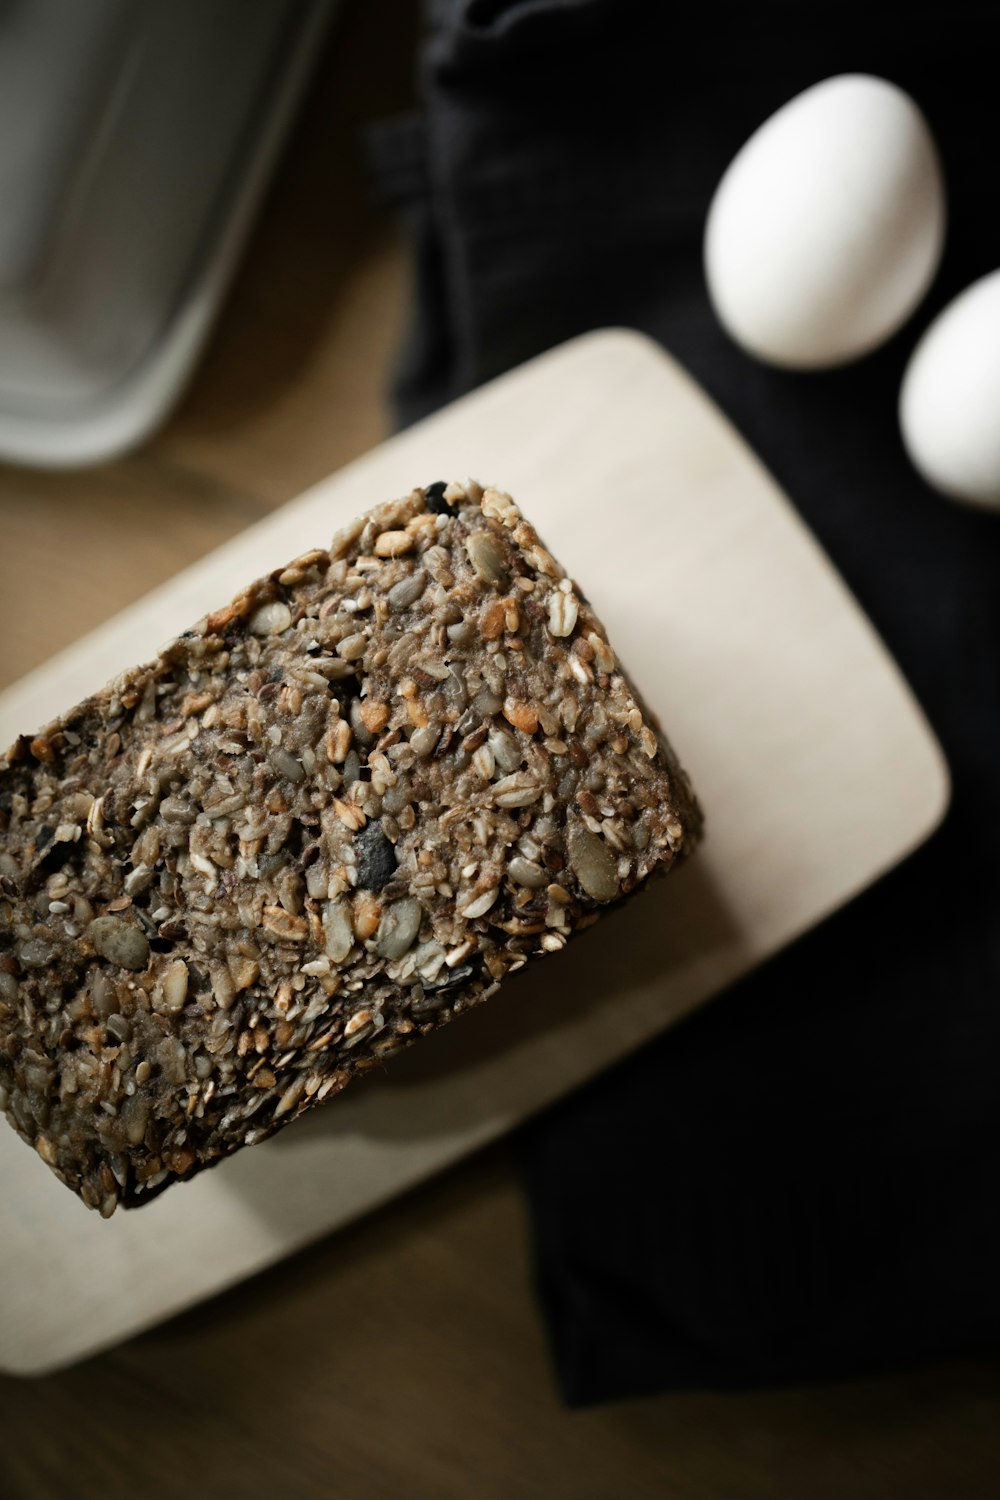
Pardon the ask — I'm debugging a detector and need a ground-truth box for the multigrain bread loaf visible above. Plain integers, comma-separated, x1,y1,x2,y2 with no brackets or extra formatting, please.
0,480,701,1214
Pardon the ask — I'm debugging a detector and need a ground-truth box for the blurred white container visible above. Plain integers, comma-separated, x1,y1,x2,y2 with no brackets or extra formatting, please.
0,0,333,468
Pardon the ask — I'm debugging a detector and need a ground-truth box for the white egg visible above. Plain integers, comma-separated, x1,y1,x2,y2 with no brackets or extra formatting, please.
704,74,945,369
900,270,1000,508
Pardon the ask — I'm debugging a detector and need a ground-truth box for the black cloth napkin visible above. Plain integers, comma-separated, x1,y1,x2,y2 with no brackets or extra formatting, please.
369,0,1000,1403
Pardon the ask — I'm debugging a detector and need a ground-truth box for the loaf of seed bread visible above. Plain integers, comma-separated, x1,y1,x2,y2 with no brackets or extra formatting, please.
0,480,701,1214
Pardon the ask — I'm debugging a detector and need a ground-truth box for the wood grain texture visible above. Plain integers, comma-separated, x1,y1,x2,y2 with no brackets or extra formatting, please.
2,1149,999,1500
0,1,998,1491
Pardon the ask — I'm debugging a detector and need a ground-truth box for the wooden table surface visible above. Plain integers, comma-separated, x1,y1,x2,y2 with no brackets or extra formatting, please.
1,4,998,1496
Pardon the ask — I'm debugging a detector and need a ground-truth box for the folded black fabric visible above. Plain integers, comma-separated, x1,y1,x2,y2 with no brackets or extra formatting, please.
370,0,1000,1402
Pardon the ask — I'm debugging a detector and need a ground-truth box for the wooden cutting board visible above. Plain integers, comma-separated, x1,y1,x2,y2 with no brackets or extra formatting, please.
0,329,948,1375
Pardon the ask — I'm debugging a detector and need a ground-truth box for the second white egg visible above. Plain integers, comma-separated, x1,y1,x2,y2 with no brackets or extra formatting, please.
900,270,1000,509
704,74,946,369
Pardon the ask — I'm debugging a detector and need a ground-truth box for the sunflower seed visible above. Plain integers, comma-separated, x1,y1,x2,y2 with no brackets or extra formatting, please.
323,900,354,963
375,898,423,960
249,600,292,636
458,887,499,920
389,570,427,610
89,917,150,970
466,531,509,585
508,856,547,889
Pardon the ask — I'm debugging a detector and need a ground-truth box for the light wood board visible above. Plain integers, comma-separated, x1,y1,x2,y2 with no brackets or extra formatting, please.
0,329,948,1375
